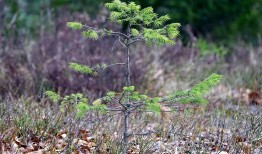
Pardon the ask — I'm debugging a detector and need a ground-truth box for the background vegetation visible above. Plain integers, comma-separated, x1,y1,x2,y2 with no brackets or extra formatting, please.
1,0,261,96
3,0,262,42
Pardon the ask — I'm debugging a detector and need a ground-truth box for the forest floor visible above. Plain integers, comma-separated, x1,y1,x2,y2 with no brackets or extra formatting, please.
0,42,262,154
1,69,261,153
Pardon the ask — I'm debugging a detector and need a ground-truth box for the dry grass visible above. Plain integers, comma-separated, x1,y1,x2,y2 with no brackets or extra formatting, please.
0,88,261,153
0,47,261,153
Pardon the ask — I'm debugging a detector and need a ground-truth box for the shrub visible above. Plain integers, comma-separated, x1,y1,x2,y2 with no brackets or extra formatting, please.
196,38,228,60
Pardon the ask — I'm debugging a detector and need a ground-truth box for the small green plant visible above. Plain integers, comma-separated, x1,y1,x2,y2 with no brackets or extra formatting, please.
196,38,228,59
46,0,223,153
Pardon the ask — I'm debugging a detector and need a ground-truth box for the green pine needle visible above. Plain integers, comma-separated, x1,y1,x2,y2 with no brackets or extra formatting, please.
82,30,98,40
91,104,107,114
76,102,90,118
45,91,61,103
68,1,180,46
154,15,170,27
67,22,83,30
166,73,223,104
69,63,96,75
131,28,139,37
190,73,223,96
145,102,161,114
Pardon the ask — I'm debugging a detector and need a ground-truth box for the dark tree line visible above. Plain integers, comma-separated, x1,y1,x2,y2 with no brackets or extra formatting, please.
2,0,262,42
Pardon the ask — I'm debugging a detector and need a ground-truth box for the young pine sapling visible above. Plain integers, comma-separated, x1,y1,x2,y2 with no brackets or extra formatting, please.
46,0,223,153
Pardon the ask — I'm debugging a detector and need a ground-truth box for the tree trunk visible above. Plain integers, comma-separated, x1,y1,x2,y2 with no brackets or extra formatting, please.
122,110,129,154
122,24,131,154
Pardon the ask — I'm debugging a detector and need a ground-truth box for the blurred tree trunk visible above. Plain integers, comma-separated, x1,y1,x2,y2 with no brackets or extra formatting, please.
0,0,3,24
0,0,4,154
0,0,5,53
0,0,4,33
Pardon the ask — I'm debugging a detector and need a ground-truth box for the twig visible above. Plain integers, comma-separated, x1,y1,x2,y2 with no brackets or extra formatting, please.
82,24,128,39
118,92,126,110
106,63,125,68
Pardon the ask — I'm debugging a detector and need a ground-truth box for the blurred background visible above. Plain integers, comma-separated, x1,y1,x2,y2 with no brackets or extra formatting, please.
0,0,261,100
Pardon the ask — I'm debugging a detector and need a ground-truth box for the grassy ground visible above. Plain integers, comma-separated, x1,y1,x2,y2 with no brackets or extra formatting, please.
0,42,261,153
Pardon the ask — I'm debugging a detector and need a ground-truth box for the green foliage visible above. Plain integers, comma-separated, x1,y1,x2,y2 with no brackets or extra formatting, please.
145,101,161,114
76,102,90,118
69,63,97,75
123,86,135,92
126,0,262,42
60,93,87,114
63,0,222,117
3,0,52,37
190,73,223,96
196,38,228,57
65,0,181,46
177,96,208,105
154,15,170,27
107,91,116,97
14,114,32,138
166,73,223,104
67,22,83,30
166,23,181,39
45,91,61,103
51,0,106,14
143,28,174,46
122,86,148,102
4,0,261,42
129,91,140,101
145,97,161,114
139,95,148,100
65,1,180,47
146,97,161,104
120,86,161,113
131,28,139,37
92,99,102,105
126,0,261,42
102,91,116,102
105,0,180,46
82,30,99,40
45,91,107,118
96,63,108,69
91,104,107,114
62,93,88,105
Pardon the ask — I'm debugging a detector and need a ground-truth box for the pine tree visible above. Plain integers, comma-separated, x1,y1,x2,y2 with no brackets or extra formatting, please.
46,0,223,153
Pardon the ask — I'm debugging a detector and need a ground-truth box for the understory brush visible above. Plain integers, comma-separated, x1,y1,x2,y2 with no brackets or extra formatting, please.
0,93,261,153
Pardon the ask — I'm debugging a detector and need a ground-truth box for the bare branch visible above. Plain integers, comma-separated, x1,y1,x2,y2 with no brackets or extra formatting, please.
118,92,127,110
111,39,119,51
118,36,127,48
106,108,123,112
106,63,125,68
128,37,144,45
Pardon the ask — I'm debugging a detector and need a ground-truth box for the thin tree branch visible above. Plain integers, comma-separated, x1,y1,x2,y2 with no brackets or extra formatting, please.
82,24,128,38
128,38,143,45
118,92,127,110
106,63,126,68
106,108,123,112
118,36,127,48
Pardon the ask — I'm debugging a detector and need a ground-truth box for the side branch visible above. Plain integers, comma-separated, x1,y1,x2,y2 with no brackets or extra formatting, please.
128,37,144,45
104,63,125,68
82,24,128,39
